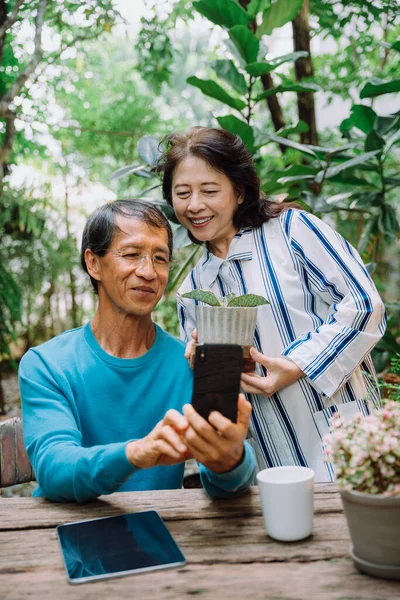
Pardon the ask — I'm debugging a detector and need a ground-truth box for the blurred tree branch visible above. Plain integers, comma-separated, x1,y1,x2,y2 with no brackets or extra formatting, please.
0,0,48,178
0,0,48,114
0,0,26,64
0,0,26,40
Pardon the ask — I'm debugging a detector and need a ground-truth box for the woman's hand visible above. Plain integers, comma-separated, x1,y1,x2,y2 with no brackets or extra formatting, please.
240,348,305,396
184,329,198,365
182,394,252,474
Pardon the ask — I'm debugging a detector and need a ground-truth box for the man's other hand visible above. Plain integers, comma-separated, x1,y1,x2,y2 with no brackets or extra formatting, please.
182,394,251,474
126,410,190,469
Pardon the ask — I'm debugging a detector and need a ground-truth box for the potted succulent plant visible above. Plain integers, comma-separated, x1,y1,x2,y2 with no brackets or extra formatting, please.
323,400,400,580
179,290,269,346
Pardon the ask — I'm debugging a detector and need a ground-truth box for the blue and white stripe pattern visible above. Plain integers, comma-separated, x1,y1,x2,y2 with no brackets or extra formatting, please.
177,210,386,482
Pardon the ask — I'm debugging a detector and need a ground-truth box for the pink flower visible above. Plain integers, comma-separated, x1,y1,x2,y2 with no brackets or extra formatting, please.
324,401,400,495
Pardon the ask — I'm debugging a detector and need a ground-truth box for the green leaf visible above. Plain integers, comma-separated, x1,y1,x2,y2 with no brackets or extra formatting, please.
228,294,269,307
375,331,400,359
193,0,251,28
358,216,379,261
315,150,381,184
216,115,255,151
229,25,259,65
254,86,281,100
110,163,150,181
276,120,309,136
325,192,354,205
325,143,357,157
224,292,236,306
350,192,382,209
141,183,163,197
186,76,246,111
245,51,308,76
329,173,372,187
212,59,248,95
137,135,161,166
245,62,276,77
378,204,399,240
383,129,400,158
255,81,319,102
360,78,400,99
381,39,400,53
167,246,201,292
246,0,271,18
172,224,192,249
263,133,320,159
364,262,376,275
277,81,319,94
258,0,304,37
384,177,400,188
261,164,317,195
374,115,400,136
392,41,400,53
339,104,377,135
181,290,221,306
277,174,314,184
257,138,353,162
364,130,385,153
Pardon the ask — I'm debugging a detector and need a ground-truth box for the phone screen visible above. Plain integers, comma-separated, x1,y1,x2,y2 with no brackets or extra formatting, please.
57,510,186,584
191,343,243,423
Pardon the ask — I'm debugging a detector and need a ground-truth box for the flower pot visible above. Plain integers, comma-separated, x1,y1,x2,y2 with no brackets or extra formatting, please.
341,489,400,580
195,305,258,345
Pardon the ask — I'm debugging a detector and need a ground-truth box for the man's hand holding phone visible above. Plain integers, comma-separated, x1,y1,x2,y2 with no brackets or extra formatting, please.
126,410,191,469
182,394,251,474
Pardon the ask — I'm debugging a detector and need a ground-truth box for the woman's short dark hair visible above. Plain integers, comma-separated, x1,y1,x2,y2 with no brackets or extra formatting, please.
157,126,295,244
81,199,173,293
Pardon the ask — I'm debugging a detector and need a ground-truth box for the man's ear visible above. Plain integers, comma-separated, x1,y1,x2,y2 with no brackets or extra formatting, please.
85,249,101,283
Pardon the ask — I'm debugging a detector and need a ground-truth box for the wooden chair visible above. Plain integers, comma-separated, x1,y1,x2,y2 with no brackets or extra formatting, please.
0,417,35,488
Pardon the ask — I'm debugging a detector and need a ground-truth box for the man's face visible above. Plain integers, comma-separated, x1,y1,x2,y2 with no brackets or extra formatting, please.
88,215,170,318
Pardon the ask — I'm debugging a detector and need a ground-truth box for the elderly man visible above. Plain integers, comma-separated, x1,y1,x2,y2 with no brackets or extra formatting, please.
19,200,255,503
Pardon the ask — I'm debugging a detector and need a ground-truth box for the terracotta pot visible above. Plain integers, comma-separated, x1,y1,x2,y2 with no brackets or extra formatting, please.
341,489,400,580
195,305,258,345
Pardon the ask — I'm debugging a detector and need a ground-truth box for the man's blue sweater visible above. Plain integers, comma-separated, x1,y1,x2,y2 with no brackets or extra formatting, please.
19,322,255,503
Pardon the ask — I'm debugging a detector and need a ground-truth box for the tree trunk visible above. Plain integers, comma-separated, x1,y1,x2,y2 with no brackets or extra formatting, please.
291,0,318,146
46,281,55,339
64,185,78,328
0,114,16,180
0,0,7,66
23,293,32,354
0,373,4,415
261,73,286,133
239,0,287,152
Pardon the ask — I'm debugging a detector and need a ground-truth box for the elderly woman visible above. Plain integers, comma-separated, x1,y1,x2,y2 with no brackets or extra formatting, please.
157,126,386,482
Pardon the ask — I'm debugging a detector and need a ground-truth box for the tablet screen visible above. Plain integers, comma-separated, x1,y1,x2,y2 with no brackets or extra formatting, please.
57,510,186,584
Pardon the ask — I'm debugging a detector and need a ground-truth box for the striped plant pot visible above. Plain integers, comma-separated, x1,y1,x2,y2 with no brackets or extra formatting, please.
195,305,258,345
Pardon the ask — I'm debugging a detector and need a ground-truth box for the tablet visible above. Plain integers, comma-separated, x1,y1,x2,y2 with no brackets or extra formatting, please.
57,510,186,584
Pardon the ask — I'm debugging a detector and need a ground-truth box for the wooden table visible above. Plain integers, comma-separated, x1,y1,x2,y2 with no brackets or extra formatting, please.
1,484,399,599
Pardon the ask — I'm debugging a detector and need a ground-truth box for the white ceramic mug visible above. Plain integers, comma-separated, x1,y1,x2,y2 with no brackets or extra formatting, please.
256,466,315,542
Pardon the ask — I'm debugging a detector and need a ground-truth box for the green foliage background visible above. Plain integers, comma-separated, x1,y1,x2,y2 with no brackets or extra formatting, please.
0,0,399,408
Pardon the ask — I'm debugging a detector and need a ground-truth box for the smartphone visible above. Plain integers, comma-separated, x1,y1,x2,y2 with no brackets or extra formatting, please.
191,344,243,423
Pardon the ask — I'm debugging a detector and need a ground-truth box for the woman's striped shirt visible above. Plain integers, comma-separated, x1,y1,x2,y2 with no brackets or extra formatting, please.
177,209,386,482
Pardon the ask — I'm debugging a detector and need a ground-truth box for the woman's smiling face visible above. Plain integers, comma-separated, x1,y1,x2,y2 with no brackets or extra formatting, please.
171,155,243,255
